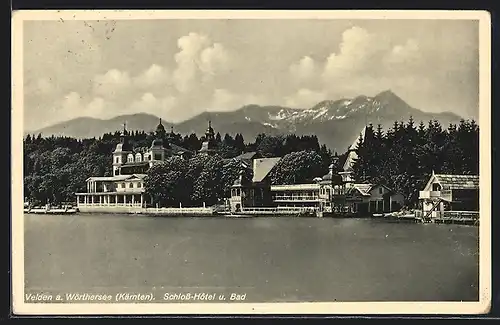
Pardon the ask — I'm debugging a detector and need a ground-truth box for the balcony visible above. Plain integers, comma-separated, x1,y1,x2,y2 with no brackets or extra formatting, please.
116,187,146,194
419,190,452,201
273,195,321,202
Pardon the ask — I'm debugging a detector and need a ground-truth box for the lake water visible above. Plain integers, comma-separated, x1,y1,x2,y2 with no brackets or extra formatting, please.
24,213,479,302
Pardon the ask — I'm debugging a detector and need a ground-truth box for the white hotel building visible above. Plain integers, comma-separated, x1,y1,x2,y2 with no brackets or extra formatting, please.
75,119,197,212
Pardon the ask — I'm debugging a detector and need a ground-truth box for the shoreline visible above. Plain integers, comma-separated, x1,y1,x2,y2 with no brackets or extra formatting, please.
23,210,479,226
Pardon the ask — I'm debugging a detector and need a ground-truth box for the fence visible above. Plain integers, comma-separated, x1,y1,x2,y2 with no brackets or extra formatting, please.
272,195,321,201
415,210,479,222
240,207,317,215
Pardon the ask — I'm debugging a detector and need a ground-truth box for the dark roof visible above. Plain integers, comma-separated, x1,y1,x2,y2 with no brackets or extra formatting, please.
133,147,150,153
434,174,479,190
234,151,259,160
170,143,192,155
151,138,166,147
114,142,133,152
121,161,149,167
344,183,373,196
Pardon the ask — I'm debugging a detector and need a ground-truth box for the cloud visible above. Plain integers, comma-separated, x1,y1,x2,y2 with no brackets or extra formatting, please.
207,89,266,112
317,26,434,100
61,92,82,112
85,97,107,117
383,39,422,71
61,93,118,120
289,56,317,85
93,69,132,98
199,43,231,76
133,64,170,89
129,93,177,118
172,32,210,93
25,77,56,97
322,26,389,82
284,88,326,108
172,32,234,92
23,21,479,130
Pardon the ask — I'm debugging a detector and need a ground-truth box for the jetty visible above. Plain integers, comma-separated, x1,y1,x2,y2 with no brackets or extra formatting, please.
222,207,318,217
24,207,78,215
144,207,215,217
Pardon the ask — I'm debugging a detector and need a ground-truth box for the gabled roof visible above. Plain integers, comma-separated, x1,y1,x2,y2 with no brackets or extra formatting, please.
252,157,281,183
432,174,479,190
223,152,259,164
344,183,372,196
234,151,259,160
129,173,147,180
352,183,373,196
86,174,147,182
368,183,403,196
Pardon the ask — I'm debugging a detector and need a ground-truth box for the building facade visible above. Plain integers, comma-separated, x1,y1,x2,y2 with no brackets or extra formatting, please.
418,172,479,219
227,138,405,217
75,119,193,212
198,120,218,155
228,157,280,213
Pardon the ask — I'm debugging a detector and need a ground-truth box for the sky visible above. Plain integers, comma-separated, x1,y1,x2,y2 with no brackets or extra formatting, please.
22,18,479,131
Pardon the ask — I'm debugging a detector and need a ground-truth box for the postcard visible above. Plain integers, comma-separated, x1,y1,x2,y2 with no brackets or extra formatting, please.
11,9,491,315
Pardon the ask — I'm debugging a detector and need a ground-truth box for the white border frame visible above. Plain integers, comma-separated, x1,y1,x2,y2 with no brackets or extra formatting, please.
11,10,492,315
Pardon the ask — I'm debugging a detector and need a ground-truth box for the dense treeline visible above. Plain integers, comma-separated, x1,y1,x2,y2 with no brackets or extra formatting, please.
23,130,334,205
144,154,253,207
352,117,479,206
23,117,478,207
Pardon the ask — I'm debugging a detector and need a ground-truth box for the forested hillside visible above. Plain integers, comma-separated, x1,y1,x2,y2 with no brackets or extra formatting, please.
352,118,479,205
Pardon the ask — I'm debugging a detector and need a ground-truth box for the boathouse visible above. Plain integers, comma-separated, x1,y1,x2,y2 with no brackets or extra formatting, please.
418,172,479,220
229,157,280,213
352,184,405,215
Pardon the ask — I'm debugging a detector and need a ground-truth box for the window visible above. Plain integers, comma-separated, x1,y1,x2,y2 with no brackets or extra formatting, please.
114,169,119,176
379,187,383,194
138,182,142,188
121,183,125,188
129,183,133,188
154,153,162,161
135,154,142,162
115,157,119,163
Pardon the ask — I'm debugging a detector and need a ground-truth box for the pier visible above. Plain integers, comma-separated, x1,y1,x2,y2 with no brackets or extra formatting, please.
414,210,479,225
223,207,318,217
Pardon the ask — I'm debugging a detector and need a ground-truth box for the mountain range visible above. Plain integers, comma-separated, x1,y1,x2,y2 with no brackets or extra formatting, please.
27,90,465,152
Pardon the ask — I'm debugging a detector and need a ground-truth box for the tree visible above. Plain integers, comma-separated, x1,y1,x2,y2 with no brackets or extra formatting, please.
268,150,325,185
256,135,285,157
144,157,190,207
190,155,224,206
